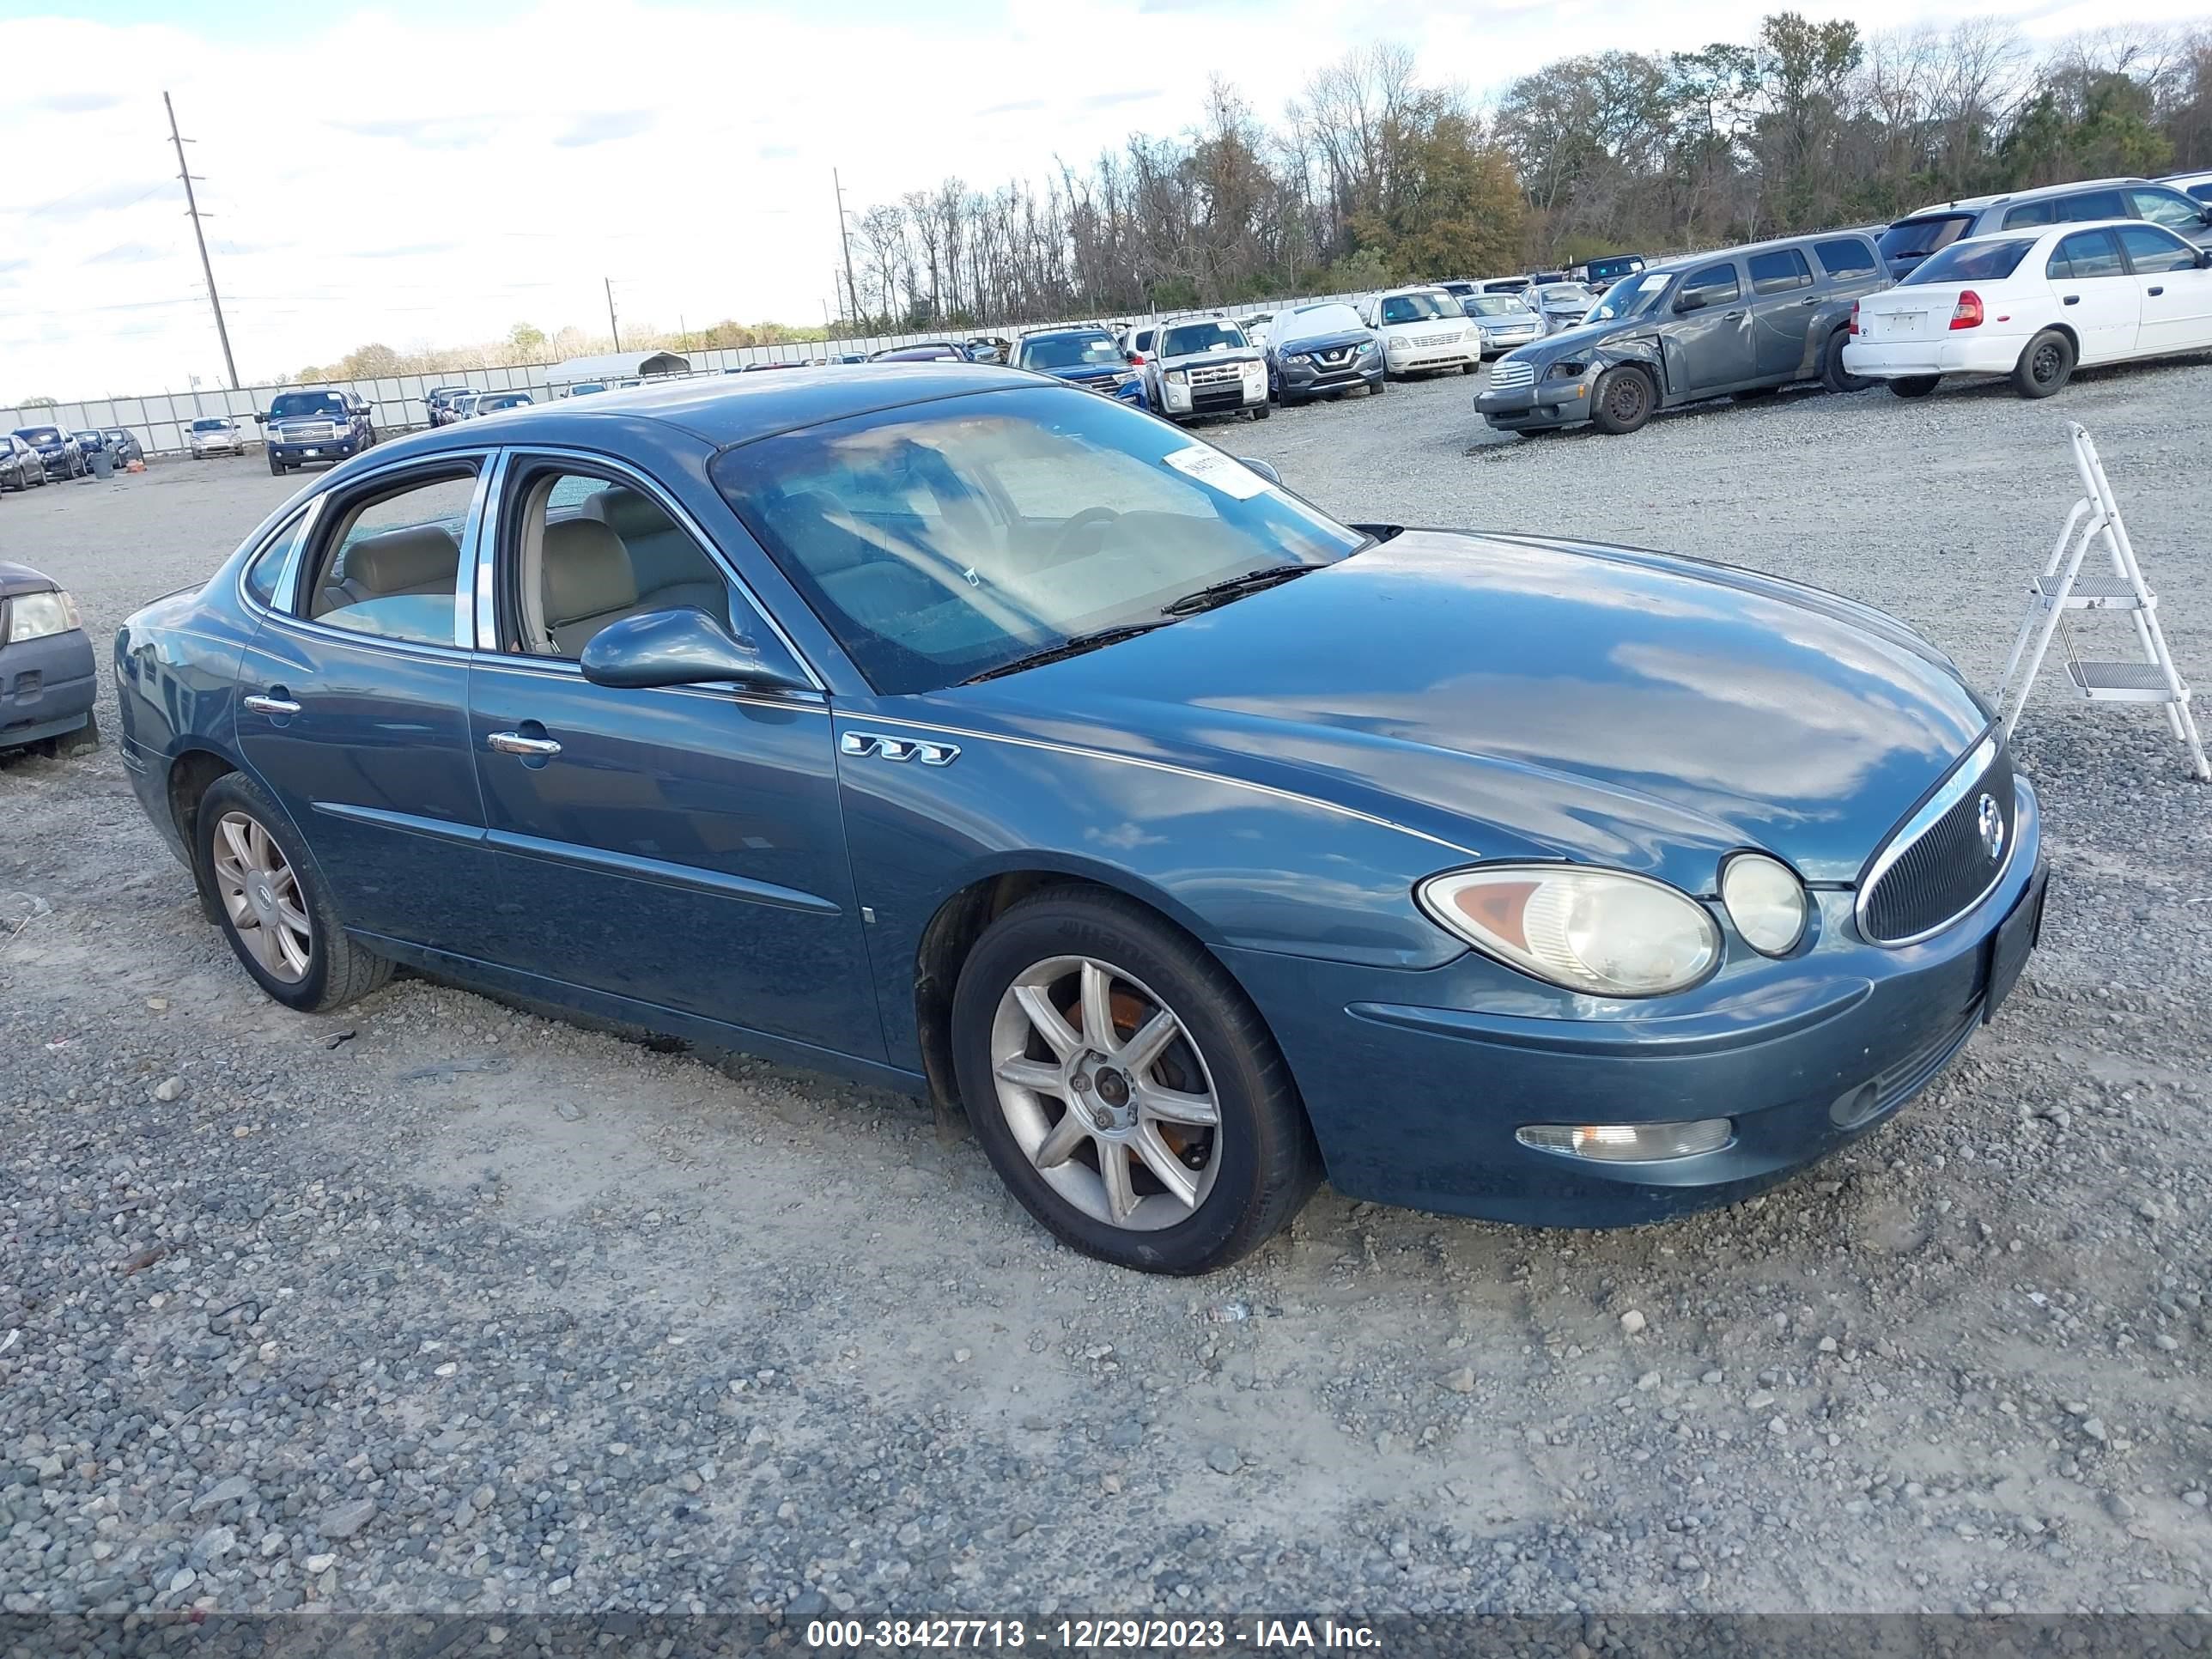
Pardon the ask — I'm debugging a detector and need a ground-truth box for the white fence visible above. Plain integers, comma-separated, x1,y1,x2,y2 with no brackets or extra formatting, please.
1,295,1367,459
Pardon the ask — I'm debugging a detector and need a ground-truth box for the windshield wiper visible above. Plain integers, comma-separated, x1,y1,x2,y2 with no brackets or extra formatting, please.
963,621,1172,684
1160,564,1317,617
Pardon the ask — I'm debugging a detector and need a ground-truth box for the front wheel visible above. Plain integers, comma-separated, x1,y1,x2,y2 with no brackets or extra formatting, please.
269,454,287,475
951,889,1322,1274
194,773,392,1013
1249,404,1271,421
1888,375,1941,399
2012,329,2075,399
1590,365,1655,434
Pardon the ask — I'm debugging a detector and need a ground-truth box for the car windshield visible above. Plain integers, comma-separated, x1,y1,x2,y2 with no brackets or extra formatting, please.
16,427,61,443
1275,303,1364,345
1588,258,1644,282
1462,296,1530,317
710,386,1366,695
1018,332,1123,371
269,392,345,418
1584,270,1673,324
1880,215,1974,262
1159,321,1246,356
191,418,229,432
1538,283,1594,306
1377,293,1449,325
1902,237,2038,285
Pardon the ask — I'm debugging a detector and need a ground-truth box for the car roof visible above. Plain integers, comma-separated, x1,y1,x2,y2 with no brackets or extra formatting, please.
1905,178,2145,217
348,365,1057,459
1642,228,1875,276
1945,216,2174,247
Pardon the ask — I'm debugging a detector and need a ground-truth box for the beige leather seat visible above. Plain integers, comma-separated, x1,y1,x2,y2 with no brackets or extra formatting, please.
583,486,727,618
541,518,639,655
323,525,460,612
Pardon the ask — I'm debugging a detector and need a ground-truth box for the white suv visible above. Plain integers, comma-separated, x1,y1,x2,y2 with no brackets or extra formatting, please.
1358,287,1480,378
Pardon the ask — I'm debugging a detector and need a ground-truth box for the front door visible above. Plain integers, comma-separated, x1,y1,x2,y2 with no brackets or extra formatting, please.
2114,224,2212,355
1663,260,1755,395
234,459,495,954
465,456,882,1060
2045,229,2140,362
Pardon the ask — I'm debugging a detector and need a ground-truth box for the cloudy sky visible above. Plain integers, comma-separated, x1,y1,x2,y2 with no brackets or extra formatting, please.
0,0,2195,401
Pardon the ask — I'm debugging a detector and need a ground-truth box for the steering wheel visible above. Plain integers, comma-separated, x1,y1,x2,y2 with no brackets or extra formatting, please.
1047,505,1121,562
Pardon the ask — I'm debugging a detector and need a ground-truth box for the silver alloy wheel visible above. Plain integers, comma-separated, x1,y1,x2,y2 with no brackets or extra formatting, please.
211,810,313,982
989,955,1223,1231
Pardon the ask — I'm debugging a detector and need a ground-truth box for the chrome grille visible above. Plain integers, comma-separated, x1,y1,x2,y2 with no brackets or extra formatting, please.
1189,362,1243,386
1489,359,1535,390
1411,332,1459,347
1858,737,2016,945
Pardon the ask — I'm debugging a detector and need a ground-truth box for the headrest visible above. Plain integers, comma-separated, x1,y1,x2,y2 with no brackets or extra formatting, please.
343,525,459,595
543,518,637,623
584,485,672,540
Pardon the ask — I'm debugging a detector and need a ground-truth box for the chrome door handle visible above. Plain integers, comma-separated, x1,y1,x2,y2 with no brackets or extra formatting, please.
242,694,301,716
1723,310,1745,320
487,731,562,757
1799,296,1817,306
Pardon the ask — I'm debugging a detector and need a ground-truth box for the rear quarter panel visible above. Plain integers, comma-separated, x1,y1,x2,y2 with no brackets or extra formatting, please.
113,578,259,863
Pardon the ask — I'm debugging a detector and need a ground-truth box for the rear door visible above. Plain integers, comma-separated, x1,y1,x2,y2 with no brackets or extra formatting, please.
1662,260,1754,395
2045,228,2140,362
1745,246,1820,379
2114,223,2212,353
234,456,495,954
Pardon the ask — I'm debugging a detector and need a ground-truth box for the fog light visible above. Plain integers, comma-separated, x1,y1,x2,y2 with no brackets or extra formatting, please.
1516,1119,1732,1162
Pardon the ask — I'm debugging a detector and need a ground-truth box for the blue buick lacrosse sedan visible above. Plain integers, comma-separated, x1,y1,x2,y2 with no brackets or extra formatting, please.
115,368,2045,1273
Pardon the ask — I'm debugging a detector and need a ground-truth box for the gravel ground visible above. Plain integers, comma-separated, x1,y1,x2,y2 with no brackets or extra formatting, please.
3,364,2209,1628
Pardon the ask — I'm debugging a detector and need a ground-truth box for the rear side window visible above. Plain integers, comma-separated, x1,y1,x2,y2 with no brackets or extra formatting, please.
2060,189,2129,222
2115,223,2199,274
2127,187,2205,230
1813,239,1878,277
1747,248,1814,295
1879,215,1973,262
243,512,313,610
2001,200,2059,228
2049,229,2126,280
1679,262,1741,307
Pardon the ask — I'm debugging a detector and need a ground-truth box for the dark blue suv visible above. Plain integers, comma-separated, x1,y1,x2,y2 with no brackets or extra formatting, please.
1010,328,1147,407
261,389,377,475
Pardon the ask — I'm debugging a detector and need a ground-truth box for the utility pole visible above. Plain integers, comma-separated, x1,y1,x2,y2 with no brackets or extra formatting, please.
605,277,622,351
165,91,239,391
834,168,861,326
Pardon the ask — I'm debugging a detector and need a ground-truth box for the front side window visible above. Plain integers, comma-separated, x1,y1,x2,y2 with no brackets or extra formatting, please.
2128,187,2205,230
1679,262,1741,307
498,466,744,661
1814,238,1879,277
303,468,477,646
1903,237,2036,284
2115,223,2199,274
2049,229,2125,280
1747,248,1814,294
1158,321,1246,356
710,386,1366,695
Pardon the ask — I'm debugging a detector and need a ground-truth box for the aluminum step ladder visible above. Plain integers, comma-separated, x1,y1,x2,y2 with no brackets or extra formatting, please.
1996,423,2207,781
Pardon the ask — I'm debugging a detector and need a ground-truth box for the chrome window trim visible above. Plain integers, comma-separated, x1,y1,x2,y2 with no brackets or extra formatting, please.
838,712,1476,856
477,443,826,691
1853,732,2015,947
468,649,826,714
232,495,328,620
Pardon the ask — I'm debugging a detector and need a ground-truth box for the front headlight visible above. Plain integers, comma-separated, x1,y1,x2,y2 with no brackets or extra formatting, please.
1546,362,1586,381
1719,853,1808,956
1164,368,1188,386
3,589,82,646
1417,865,1721,998
1358,341,1381,359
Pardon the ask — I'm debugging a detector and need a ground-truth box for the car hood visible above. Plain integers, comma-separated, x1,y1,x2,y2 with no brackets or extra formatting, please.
1271,327,1372,356
1509,314,1644,361
938,531,1989,887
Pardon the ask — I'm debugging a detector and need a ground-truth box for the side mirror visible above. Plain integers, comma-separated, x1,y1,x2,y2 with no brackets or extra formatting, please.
1674,289,1708,313
1237,458,1282,486
252,412,269,424
579,607,810,693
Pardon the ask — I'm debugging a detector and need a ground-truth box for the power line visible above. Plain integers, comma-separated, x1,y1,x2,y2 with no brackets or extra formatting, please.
164,90,239,390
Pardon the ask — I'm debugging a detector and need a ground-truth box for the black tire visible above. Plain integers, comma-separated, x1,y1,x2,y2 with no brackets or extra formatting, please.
269,453,287,476
64,708,100,756
1368,375,1388,395
1249,404,1271,421
1821,328,1871,393
1279,391,1305,409
2012,329,2075,399
1460,362,1478,374
1889,375,1941,399
951,888,1322,1274
1590,365,1656,434
193,772,391,1014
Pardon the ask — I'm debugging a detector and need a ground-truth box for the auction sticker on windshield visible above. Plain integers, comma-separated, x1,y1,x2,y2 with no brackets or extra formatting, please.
1162,447,1270,500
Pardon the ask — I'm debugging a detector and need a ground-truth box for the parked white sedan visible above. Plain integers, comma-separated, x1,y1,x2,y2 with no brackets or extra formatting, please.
1845,218,2212,399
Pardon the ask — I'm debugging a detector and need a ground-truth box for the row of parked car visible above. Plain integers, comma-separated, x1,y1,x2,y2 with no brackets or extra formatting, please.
3,424,145,489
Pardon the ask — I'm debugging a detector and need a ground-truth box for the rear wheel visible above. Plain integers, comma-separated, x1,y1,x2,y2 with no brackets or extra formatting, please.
1888,375,1941,399
951,889,1321,1274
1821,328,1870,393
1590,365,1655,434
2012,329,2075,399
194,773,391,1014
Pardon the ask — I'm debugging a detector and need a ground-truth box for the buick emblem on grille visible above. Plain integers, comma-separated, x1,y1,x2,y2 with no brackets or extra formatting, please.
1976,793,2004,860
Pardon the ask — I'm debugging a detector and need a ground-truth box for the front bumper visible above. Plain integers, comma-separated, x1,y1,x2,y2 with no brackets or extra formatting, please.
269,434,359,464
0,629,99,750
1477,376,1593,430
34,452,75,477
1161,376,1268,417
1478,327,1541,356
1843,333,2029,379
1221,782,2045,1226
1384,339,1479,374
1278,356,1383,397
